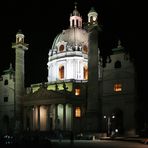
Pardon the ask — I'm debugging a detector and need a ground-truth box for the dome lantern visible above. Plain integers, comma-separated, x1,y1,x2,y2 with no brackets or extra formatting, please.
70,2,82,28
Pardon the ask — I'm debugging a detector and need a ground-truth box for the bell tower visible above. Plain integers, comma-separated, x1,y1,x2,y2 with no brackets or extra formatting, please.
12,29,28,131
86,7,102,132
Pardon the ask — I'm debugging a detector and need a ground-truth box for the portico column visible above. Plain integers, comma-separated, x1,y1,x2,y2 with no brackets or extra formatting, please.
71,105,74,131
37,105,40,131
23,107,27,130
30,106,34,130
46,105,50,130
63,104,66,130
54,104,58,130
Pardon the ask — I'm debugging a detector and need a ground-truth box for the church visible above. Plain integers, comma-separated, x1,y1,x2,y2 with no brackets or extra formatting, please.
0,4,137,137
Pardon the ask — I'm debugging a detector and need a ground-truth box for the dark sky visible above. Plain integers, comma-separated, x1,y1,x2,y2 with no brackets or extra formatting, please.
0,0,146,98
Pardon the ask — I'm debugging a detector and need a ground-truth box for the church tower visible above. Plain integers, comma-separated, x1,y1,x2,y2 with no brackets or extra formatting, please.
12,30,28,131
86,7,102,132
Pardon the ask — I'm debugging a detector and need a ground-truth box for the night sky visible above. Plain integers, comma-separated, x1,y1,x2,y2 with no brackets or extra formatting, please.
0,1,146,100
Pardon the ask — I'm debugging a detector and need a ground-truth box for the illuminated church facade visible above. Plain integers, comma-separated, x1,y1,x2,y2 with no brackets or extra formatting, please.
0,4,137,136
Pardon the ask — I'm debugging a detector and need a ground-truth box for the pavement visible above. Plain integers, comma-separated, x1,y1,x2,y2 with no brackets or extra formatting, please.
50,136,148,145
49,137,148,148
99,136,148,144
1,131,147,145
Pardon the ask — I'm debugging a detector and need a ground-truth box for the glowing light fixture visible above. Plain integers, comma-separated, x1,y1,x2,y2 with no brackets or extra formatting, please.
75,88,80,96
75,107,81,117
114,84,122,92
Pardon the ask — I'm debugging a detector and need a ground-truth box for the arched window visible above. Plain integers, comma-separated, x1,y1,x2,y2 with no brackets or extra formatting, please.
114,60,121,68
75,88,80,96
59,65,64,79
16,36,24,44
90,16,94,24
4,79,8,85
72,20,74,27
59,44,64,52
75,107,81,118
84,65,88,80
114,83,122,92
76,19,79,27
83,45,88,54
